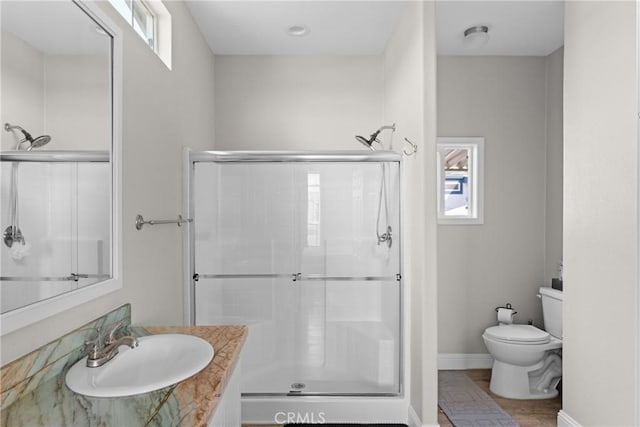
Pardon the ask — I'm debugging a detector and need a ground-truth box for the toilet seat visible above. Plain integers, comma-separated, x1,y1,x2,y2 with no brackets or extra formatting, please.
484,324,550,345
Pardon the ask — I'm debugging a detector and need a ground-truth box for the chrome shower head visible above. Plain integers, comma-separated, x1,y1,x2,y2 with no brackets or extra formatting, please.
4,123,51,150
26,135,51,150
356,135,376,151
355,124,396,151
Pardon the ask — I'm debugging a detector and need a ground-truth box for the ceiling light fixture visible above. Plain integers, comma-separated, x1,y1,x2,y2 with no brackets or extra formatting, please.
463,25,489,49
287,25,310,37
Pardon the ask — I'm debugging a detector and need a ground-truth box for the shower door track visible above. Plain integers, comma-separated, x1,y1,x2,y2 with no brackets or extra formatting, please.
242,392,401,398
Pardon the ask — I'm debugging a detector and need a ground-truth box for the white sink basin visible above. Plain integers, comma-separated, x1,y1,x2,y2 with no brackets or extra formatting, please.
65,333,214,397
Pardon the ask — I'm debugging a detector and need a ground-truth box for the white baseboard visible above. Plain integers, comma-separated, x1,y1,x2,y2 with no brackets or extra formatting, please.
557,410,582,427
438,353,494,370
407,405,440,427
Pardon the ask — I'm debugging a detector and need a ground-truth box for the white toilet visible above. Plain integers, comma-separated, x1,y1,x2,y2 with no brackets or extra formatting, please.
482,287,563,399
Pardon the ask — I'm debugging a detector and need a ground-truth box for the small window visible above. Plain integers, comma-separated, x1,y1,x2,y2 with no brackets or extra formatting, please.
437,137,484,224
110,0,155,49
108,0,172,69
132,1,156,49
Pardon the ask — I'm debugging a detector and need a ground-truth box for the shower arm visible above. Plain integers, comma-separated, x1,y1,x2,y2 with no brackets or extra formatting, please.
371,124,396,142
5,123,29,150
377,124,396,133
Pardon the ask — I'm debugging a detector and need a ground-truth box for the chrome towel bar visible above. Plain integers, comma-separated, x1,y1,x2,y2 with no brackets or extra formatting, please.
135,214,192,230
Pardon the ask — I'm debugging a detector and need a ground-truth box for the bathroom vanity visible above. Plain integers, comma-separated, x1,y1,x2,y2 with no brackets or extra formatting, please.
0,305,246,427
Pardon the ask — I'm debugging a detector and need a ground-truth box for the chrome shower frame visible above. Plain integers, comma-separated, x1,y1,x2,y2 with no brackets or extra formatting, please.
182,149,406,404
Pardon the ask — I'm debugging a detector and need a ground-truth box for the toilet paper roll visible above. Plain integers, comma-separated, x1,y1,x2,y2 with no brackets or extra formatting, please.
497,307,514,324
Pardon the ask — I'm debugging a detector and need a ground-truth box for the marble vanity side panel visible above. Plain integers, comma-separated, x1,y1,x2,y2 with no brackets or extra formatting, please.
0,374,176,427
145,325,248,427
0,303,131,410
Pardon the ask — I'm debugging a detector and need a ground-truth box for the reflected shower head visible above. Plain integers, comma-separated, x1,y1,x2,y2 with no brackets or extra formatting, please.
26,135,51,150
4,123,51,150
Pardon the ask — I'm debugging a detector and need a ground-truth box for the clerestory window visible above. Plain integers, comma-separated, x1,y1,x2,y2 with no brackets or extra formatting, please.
108,0,172,69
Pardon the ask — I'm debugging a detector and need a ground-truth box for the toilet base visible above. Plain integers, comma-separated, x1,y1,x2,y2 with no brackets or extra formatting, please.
489,360,560,400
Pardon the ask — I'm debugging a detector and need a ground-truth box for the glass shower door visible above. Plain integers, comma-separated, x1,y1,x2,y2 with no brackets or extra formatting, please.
192,156,401,396
1,160,109,313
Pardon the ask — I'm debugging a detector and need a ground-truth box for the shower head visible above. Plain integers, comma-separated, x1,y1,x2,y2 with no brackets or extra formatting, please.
356,134,377,151
4,123,51,150
355,124,396,151
26,135,51,150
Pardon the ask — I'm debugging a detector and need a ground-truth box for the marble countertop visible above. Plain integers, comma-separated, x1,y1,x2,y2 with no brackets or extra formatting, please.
1,324,247,427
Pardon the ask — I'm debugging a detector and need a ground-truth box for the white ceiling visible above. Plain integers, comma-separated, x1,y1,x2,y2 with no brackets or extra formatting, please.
437,1,564,56
186,0,564,57
185,1,409,55
1,1,110,55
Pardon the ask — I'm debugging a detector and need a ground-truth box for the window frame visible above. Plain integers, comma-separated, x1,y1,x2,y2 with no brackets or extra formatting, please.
131,0,156,50
107,0,172,69
436,137,485,225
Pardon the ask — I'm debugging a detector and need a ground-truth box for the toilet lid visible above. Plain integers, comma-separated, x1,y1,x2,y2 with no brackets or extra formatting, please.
484,324,550,344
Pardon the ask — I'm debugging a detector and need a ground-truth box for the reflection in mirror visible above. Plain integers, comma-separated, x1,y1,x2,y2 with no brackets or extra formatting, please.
0,1,115,319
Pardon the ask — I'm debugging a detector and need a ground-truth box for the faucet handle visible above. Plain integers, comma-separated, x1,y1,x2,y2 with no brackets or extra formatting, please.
105,321,123,344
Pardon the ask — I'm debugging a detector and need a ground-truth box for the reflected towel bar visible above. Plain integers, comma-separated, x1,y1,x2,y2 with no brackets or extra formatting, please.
135,214,192,230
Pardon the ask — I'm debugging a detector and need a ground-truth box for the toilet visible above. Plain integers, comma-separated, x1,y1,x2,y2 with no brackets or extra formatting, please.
482,287,563,399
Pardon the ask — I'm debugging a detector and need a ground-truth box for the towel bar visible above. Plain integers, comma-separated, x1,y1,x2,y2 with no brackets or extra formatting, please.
135,214,192,230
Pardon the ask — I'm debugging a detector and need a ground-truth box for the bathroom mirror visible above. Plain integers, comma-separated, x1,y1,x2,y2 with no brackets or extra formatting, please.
0,0,122,334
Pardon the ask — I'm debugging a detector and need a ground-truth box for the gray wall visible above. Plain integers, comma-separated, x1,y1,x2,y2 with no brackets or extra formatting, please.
545,47,564,285
437,56,555,354
563,1,638,424
214,55,383,151
2,0,216,363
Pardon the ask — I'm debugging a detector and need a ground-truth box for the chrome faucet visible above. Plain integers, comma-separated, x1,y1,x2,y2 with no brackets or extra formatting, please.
85,321,138,368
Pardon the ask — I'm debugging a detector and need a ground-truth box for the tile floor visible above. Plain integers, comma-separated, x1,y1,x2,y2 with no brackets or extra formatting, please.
243,369,562,426
438,369,562,427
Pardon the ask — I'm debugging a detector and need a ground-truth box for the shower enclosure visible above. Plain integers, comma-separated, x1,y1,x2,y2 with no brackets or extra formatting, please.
185,150,405,419
0,151,110,314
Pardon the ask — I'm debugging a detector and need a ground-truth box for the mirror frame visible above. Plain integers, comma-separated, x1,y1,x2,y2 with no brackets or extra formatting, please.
0,0,123,335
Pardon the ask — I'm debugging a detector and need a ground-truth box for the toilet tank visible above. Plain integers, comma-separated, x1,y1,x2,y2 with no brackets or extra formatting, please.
539,287,563,339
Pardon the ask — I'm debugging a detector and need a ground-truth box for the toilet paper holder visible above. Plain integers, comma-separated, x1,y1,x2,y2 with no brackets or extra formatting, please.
495,303,517,315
